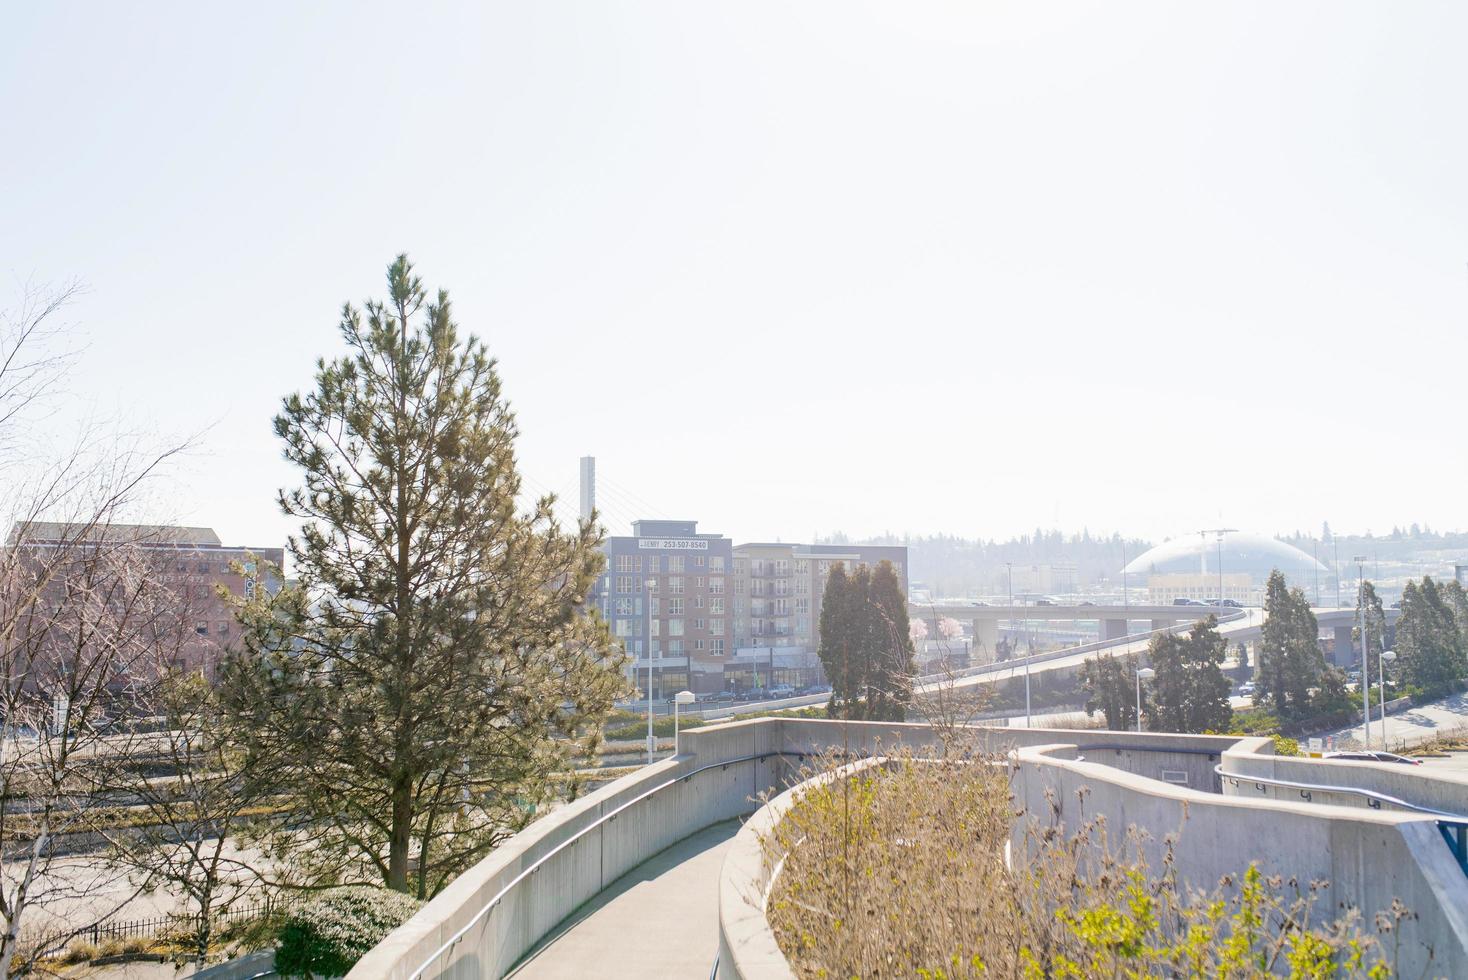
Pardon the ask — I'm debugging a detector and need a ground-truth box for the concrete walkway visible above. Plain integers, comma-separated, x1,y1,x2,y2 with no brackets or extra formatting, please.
1322,689,1468,751
506,820,739,980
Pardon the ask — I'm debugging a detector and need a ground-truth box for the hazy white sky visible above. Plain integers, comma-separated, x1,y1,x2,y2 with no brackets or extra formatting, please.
3,2,1466,549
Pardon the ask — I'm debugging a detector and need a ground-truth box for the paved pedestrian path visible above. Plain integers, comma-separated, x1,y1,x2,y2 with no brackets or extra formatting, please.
505,820,739,980
1321,689,1468,751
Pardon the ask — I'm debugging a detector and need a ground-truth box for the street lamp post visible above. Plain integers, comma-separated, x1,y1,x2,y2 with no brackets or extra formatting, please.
1379,650,1397,750
645,576,657,762
1354,556,1370,749
673,690,695,755
1135,667,1155,733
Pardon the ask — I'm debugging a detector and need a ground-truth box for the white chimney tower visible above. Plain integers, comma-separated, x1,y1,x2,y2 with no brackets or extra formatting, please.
579,456,596,522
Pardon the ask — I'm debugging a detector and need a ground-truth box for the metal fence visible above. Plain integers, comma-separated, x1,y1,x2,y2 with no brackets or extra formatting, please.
40,897,277,959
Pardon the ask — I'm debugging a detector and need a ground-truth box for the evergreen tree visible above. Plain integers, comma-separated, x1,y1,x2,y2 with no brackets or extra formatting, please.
1396,577,1467,697
866,560,915,721
818,563,860,718
223,256,626,897
1080,652,1141,731
1441,578,1468,640
1144,617,1231,733
1256,570,1322,719
817,560,914,721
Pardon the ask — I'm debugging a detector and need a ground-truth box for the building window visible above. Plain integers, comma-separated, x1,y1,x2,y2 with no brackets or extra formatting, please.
711,638,725,656
775,559,789,575
710,618,723,635
669,598,684,616
615,619,633,637
615,555,640,573
615,576,634,594
693,618,706,631
668,619,684,636
695,639,705,650
647,577,659,594
650,597,661,617
194,623,208,635
795,559,809,575
668,556,685,573
709,576,724,595
712,556,726,572
710,596,724,614
216,621,230,636
694,595,703,610
669,576,684,595
650,619,661,637
646,556,660,573
694,576,706,589
668,640,683,656
695,555,706,567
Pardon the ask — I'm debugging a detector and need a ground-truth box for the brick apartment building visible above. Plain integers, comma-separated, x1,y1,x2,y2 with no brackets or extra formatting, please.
9,523,283,679
593,520,735,697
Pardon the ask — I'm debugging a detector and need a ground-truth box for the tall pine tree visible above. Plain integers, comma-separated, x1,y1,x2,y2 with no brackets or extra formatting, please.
1144,617,1232,734
867,560,915,721
817,560,913,721
224,256,626,897
1396,577,1467,697
1080,652,1141,731
1256,570,1322,719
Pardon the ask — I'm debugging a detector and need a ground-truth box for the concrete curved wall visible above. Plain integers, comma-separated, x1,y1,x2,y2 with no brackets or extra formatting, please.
1221,740,1468,815
356,718,1468,979
351,718,787,980
719,735,1468,979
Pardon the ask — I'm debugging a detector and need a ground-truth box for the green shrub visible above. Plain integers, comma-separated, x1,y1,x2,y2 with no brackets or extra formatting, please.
275,887,421,978
1270,733,1301,756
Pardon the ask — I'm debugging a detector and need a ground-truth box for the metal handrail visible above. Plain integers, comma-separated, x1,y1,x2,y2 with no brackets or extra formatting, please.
1213,764,1468,820
408,750,805,980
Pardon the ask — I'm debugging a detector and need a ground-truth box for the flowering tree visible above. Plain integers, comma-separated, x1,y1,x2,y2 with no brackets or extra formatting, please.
938,617,964,641
909,619,929,646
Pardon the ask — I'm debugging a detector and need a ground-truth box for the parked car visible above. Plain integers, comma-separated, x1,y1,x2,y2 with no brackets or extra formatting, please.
797,684,832,696
1324,750,1421,766
1238,681,1256,696
768,684,797,698
1172,597,1200,606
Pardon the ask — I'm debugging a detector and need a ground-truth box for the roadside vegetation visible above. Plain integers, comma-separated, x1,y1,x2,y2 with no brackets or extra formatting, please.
762,746,1411,978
